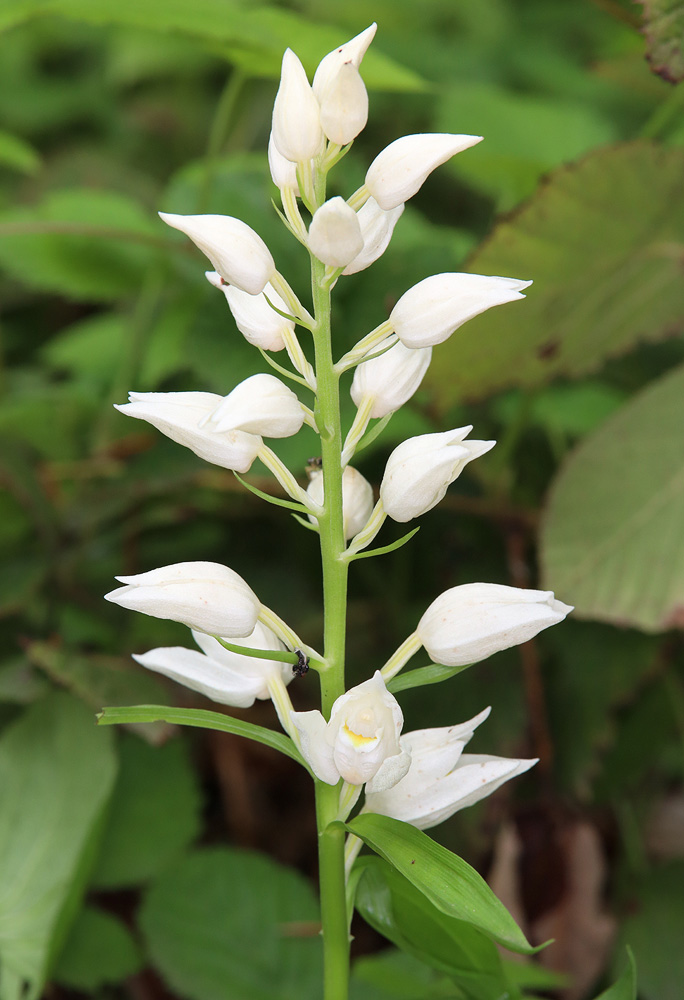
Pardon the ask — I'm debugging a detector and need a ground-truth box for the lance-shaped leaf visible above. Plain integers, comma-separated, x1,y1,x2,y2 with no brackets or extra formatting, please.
425,143,684,407
541,362,684,632
347,813,535,953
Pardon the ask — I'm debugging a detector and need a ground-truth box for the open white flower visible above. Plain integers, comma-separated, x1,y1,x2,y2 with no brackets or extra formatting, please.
116,391,262,473
306,466,374,540
342,198,404,276
159,213,275,295
350,341,432,419
291,671,411,789
308,197,364,268
389,272,532,349
105,561,261,637
363,707,537,830
133,623,292,708
206,272,292,352
380,427,495,522
209,374,305,438
272,49,324,163
417,583,573,667
365,133,483,210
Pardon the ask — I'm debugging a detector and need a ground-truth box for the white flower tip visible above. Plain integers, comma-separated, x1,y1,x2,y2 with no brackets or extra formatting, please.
205,270,224,289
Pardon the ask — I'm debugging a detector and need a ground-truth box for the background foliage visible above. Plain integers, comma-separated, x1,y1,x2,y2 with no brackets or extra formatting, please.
0,0,683,998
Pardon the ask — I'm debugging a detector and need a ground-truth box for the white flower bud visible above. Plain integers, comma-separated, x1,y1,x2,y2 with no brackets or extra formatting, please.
272,49,325,163
307,466,374,540
365,133,483,210
416,583,573,667
159,213,275,295
291,671,411,789
116,391,262,473
105,561,261,637
268,131,300,194
133,623,291,708
342,197,404,275
312,24,377,99
210,374,305,439
390,272,532,349
308,197,364,268
380,427,495,522
364,707,537,830
318,61,369,145
206,273,291,352
350,341,432,419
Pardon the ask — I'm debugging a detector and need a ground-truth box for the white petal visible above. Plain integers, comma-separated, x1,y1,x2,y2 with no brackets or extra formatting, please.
268,131,300,194
133,647,263,708
272,49,324,162
307,467,374,540
319,62,369,145
365,747,412,793
210,374,305,438
308,197,364,268
350,341,432,419
313,24,377,98
207,272,291,352
291,709,340,784
342,199,404,276
365,133,482,210
159,213,275,294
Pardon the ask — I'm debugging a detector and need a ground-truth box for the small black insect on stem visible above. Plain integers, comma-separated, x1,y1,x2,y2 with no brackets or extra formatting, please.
292,648,310,677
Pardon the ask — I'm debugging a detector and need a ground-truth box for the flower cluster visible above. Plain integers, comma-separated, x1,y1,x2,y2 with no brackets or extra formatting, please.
106,25,572,837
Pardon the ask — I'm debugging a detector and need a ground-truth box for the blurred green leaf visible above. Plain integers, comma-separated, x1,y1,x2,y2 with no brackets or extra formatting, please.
0,693,117,1000
91,732,201,888
0,129,40,174
140,847,322,1000
641,0,684,83
348,814,534,954
0,188,164,300
437,81,616,210
541,361,684,632
427,143,684,406
53,906,143,991
355,857,518,999
351,949,457,999
593,947,637,1000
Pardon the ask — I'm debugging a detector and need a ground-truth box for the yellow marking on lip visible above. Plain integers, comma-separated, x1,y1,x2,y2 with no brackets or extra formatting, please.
342,723,376,747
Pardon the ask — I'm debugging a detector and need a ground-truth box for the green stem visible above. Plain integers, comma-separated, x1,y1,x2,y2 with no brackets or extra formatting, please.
316,781,350,1000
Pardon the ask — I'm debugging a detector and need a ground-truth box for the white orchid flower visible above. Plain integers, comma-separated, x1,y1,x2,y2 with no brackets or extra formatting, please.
291,671,411,789
365,133,483,210
272,49,325,163
350,341,432,419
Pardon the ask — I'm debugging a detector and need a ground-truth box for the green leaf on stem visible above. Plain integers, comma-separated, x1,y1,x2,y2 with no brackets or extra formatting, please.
233,471,310,515
354,413,393,455
347,527,420,562
387,661,471,694
354,856,519,999
0,129,40,174
592,947,637,1000
347,813,535,954
97,703,306,767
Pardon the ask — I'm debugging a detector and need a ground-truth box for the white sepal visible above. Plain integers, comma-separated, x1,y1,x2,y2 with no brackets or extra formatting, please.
416,583,573,667
105,561,261,637
318,61,369,146
206,272,291,352
308,197,364,268
350,341,432,419
307,466,374,540
312,24,377,99
390,272,532,348
272,49,324,163
291,671,410,787
210,374,305,438
365,133,483,210
133,623,291,708
342,198,404,275
268,131,300,194
380,427,495,522
364,707,537,830
159,213,275,295
116,391,262,472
